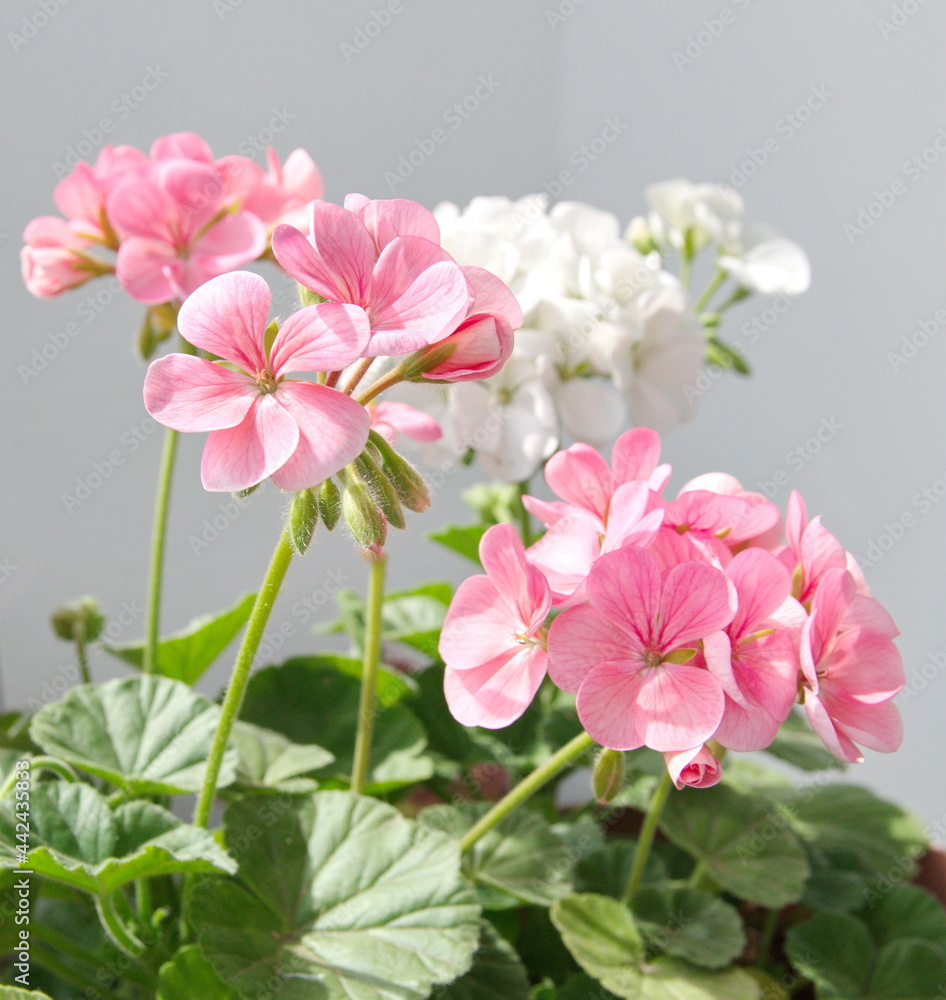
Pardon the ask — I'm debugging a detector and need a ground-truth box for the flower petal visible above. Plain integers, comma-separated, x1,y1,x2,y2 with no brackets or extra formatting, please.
345,194,441,250
177,271,270,372
144,354,256,431
191,211,267,275
201,395,299,492
267,381,370,490
270,302,371,376
444,646,547,729
658,560,736,651
545,443,615,522
114,237,181,304
547,604,637,694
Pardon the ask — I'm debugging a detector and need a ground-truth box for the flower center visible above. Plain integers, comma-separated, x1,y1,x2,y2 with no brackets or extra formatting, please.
643,649,663,669
254,369,279,395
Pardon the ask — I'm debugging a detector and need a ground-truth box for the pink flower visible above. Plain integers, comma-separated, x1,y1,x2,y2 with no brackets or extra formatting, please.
418,266,522,381
678,473,783,552
241,148,324,230
272,195,473,357
109,159,267,304
779,491,848,605
665,745,722,789
20,217,103,297
369,401,442,446
143,271,371,492
800,568,904,763
703,549,801,751
547,546,735,751
441,523,552,728
52,145,149,239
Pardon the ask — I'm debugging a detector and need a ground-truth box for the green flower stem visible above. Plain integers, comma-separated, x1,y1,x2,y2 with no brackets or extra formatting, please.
459,731,595,853
622,770,674,902
341,357,375,395
0,757,77,800
96,893,144,957
193,524,295,828
350,551,388,794
694,268,727,314
143,335,196,675
33,943,129,1000
76,626,91,685
516,480,534,545
757,906,781,968
356,367,406,406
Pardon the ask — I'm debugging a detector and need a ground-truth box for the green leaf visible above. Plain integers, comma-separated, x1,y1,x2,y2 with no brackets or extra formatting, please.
102,592,256,685
637,958,760,1000
786,783,927,877
555,975,621,999
576,840,666,899
0,712,37,753
420,804,574,907
631,888,746,970
0,991,55,999
801,846,872,912
241,659,432,792
190,792,480,1000
764,710,847,772
429,524,487,564
0,783,235,895
705,336,750,375
230,721,334,794
870,939,946,999
158,945,240,1000
785,911,873,999
30,676,237,795
433,922,530,999
861,884,946,950
550,893,644,999
659,784,810,908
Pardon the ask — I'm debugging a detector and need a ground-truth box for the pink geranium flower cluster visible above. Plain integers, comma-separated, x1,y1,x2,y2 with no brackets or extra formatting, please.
21,131,321,302
143,195,523,494
439,428,904,787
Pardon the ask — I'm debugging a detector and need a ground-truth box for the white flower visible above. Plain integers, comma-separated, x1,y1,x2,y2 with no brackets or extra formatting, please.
718,226,811,295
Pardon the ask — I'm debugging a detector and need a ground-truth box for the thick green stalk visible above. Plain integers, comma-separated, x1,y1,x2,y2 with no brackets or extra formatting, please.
32,922,155,990
622,770,674,902
350,552,388,794
33,943,129,1000
516,480,534,545
143,335,195,675
192,525,295,827
460,732,595,852
96,893,144,956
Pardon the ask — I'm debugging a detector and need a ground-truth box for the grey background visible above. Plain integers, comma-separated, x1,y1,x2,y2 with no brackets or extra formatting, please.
2,0,944,829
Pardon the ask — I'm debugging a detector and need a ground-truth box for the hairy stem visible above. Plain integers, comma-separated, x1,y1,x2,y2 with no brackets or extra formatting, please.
622,770,673,902
460,731,595,853
192,525,295,827
350,552,388,794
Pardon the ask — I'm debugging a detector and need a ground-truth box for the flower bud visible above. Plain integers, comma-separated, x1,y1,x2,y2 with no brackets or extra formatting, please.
341,467,387,551
626,215,658,255
51,596,105,644
288,488,319,555
356,453,406,531
138,303,177,359
368,431,431,513
319,477,342,531
592,748,626,804
398,340,458,381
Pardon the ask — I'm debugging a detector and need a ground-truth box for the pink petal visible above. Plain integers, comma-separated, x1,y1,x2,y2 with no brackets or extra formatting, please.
371,402,442,442
584,547,662,646
267,380,371,491
668,490,754,537
281,149,324,202
576,660,724,752
107,176,177,243
712,698,782,753
545,443,615,522
821,628,904,704
611,427,662,484
726,548,792,639
785,490,808,553
201,395,299,492
367,237,473,355
804,693,864,763
215,154,265,207
527,510,602,607
150,132,214,162
270,302,371,375
665,745,722,789
440,576,525,673
53,163,102,223
843,595,899,639
423,314,511,382
480,523,551,631
273,223,356,304
177,271,270,372
601,482,664,552
444,645,548,729
547,604,639,694
822,695,903,754
149,159,224,241
191,211,267,275
115,237,181,304
657,560,736,651
344,194,441,251
144,354,257,431
522,496,574,528
732,630,799,718
462,266,523,331
807,569,856,664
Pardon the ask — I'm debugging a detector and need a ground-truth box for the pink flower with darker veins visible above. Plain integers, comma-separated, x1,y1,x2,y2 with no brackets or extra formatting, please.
109,158,267,304
143,271,371,492
272,195,473,357
440,523,551,729
368,401,442,446
547,545,736,752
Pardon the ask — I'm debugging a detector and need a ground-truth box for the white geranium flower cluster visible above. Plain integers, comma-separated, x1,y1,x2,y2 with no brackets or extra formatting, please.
398,181,810,484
